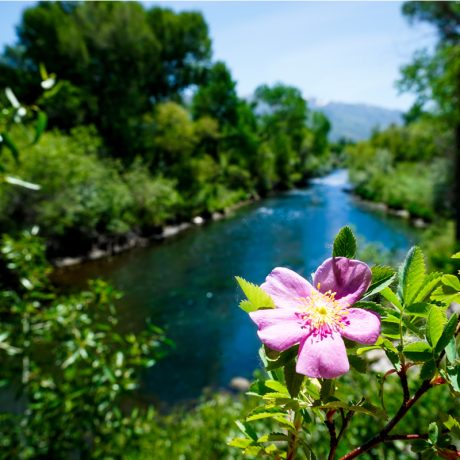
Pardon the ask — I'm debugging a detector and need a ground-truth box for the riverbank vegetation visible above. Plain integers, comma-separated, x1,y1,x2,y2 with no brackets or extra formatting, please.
0,2,332,259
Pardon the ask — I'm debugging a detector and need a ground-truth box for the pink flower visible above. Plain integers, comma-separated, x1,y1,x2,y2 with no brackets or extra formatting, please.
249,257,380,379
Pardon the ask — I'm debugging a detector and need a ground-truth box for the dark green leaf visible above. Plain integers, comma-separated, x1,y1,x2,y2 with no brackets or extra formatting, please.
353,301,386,315
420,359,436,381
447,365,460,392
266,346,298,370
348,354,368,373
332,226,356,258
284,360,304,398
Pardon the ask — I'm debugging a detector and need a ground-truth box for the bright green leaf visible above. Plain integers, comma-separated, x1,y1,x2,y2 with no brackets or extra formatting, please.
435,314,458,355
403,341,433,361
398,246,426,305
236,276,275,312
426,306,447,348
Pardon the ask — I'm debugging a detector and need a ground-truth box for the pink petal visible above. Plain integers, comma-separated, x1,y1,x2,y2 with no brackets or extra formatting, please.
249,309,307,352
261,267,313,309
296,333,349,378
341,308,380,344
313,257,372,305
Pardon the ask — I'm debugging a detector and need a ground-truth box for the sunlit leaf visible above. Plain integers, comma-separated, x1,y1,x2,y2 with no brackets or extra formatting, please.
236,276,275,312
426,305,447,348
332,226,357,258
398,246,426,305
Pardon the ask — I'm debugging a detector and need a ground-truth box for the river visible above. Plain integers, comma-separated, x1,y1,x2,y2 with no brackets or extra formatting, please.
56,170,421,405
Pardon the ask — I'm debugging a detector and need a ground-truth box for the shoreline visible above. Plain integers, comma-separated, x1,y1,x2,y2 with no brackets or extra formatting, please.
349,191,430,229
53,197,259,268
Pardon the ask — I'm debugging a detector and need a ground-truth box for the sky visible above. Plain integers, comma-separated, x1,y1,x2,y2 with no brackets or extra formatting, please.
0,1,437,111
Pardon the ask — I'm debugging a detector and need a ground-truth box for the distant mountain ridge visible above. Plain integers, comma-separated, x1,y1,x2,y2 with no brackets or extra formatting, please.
309,100,403,142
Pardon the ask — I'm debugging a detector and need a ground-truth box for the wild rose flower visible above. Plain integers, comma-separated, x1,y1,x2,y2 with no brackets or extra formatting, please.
250,257,380,379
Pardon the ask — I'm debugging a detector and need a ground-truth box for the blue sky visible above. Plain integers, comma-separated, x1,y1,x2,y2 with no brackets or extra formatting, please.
0,1,436,110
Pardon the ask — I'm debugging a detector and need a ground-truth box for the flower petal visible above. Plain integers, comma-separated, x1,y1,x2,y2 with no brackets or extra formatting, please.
261,267,313,309
296,333,349,378
249,309,306,352
341,308,380,344
313,257,372,305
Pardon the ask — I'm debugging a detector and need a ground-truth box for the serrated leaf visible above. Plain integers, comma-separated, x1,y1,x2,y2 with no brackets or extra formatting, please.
405,302,430,317
442,274,460,290
318,401,386,419
236,276,274,311
414,272,442,303
403,341,433,361
264,380,289,395
435,314,458,355
380,287,403,311
444,415,460,437
362,266,396,300
399,246,426,305
426,306,447,348
431,280,460,305
332,226,356,258
235,420,258,441
354,301,386,316
284,360,304,398
420,359,436,380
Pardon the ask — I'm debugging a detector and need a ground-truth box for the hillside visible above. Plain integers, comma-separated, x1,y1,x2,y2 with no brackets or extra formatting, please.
310,100,403,142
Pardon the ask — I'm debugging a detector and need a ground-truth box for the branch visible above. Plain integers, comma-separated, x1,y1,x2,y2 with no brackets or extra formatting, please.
384,433,428,442
326,411,338,460
339,380,433,460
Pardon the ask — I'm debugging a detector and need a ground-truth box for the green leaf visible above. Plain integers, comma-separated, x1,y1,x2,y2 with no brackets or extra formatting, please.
446,337,458,364
403,341,433,361
332,226,356,258
444,415,460,437
318,401,386,419
1,132,19,163
381,338,401,370
348,354,368,373
320,379,334,401
235,420,258,441
266,346,298,371
398,246,426,305
380,287,403,311
435,314,458,355
428,422,439,445
362,266,396,300
32,111,47,144
446,365,460,392
452,252,460,259
420,359,436,380
431,278,460,305
228,437,252,448
236,276,275,312
284,359,304,398
426,306,447,348
353,301,386,316
414,272,442,303
264,380,289,395
405,302,430,317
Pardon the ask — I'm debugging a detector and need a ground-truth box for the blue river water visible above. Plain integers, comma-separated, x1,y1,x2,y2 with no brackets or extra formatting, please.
56,170,420,404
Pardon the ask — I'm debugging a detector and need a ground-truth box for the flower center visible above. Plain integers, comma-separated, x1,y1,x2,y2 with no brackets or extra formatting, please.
297,287,349,338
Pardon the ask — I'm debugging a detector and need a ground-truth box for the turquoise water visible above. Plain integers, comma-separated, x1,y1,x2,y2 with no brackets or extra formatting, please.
56,170,420,404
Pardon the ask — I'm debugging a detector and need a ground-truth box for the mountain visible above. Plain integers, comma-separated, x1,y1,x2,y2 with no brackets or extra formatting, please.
309,100,403,142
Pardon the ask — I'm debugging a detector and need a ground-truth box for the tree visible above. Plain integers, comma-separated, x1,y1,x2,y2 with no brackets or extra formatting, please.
191,61,239,128
399,2,460,241
0,2,212,158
